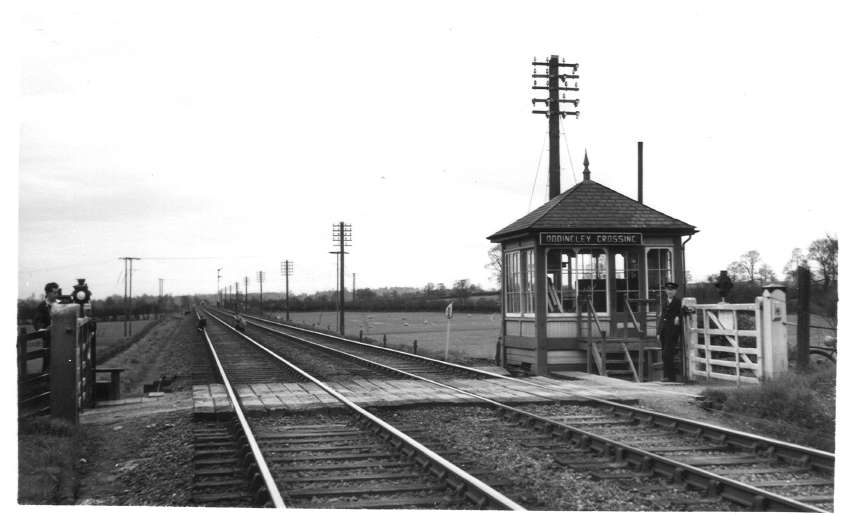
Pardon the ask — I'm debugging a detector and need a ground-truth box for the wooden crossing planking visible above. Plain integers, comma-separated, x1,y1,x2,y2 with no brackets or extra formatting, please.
191,374,659,415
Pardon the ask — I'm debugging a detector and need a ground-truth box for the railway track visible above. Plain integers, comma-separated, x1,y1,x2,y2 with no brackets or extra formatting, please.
210,308,491,382
202,309,834,511
193,309,523,509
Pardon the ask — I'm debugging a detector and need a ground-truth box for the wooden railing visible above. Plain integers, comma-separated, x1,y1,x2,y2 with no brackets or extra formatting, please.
683,289,788,384
580,297,608,376
17,304,97,423
17,328,51,418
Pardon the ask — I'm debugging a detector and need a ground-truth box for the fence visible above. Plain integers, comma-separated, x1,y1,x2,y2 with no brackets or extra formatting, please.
17,303,96,423
683,288,787,384
17,329,51,418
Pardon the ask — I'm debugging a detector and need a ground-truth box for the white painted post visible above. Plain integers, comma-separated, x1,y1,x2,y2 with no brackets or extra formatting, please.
682,297,698,381
760,289,788,379
444,319,451,361
703,309,712,380
754,297,763,381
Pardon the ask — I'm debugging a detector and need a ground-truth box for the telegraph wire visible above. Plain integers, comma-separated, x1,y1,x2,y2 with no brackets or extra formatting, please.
528,132,547,212
562,128,578,186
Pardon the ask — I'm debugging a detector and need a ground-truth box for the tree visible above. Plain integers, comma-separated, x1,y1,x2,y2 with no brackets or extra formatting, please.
452,279,471,300
486,244,502,288
756,264,777,285
808,235,838,289
423,283,435,297
727,250,762,283
782,248,806,284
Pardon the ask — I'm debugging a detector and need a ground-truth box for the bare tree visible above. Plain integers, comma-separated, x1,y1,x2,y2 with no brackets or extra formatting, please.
756,264,777,285
486,244,502,289
782,247,806,283
808,234,838,289
727,250,761,283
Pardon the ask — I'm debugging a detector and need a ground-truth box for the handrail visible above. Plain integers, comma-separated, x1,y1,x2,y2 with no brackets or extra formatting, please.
624,298,643,336
584,296,605,337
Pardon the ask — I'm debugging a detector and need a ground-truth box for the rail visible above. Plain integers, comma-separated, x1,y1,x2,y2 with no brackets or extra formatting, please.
196,311,286,508
228,309,833,510
203,309,525,510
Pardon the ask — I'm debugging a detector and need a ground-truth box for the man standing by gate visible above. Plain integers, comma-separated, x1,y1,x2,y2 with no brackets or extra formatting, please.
33,282,61,373
659,282,682,382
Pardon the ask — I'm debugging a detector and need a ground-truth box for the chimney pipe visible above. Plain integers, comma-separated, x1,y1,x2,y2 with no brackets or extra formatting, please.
637,141,643,204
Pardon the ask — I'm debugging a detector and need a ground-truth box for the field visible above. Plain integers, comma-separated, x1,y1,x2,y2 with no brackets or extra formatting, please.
269,311,502,362
96,320,155,346
785,313,837,352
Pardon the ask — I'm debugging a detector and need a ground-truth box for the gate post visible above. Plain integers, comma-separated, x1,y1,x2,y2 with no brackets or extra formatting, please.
760,288,788,379
49,304,81,424
682,297,698,382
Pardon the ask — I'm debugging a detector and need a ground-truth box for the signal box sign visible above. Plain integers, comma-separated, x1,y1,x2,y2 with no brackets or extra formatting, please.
539,232,643,246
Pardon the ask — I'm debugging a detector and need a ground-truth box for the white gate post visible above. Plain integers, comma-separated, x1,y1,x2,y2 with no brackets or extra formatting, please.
760,288,788,379
682,297,697,381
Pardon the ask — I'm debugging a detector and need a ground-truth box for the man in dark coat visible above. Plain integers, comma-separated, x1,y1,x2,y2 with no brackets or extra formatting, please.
32,282,60,331
32,282,60,373
659,282,682,382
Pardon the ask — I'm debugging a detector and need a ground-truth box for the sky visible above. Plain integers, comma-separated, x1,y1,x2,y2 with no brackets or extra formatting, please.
12,0,850,300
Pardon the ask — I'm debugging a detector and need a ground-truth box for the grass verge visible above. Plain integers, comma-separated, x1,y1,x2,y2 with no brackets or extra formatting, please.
18,417,86,504
95,318,163,365
700,366,836,451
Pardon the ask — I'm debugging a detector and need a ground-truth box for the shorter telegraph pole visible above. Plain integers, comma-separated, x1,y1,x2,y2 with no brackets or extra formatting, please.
234,282,240,313
281,260,293,322
244,276,249,312
256,271,265,311
796,265,811,369
217,267,223,306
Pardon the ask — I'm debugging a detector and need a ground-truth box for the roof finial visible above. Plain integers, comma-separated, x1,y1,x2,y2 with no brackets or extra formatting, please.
582,150,591,181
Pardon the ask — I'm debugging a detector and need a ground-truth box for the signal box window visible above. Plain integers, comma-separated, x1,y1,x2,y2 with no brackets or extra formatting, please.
647,248,673,313
547,249,608,315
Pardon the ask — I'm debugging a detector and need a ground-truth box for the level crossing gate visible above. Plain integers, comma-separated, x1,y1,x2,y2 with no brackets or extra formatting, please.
682,288,787,384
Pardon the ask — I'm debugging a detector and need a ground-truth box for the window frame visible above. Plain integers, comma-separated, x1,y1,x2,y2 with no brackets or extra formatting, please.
645,246,674,314
546,247,610,317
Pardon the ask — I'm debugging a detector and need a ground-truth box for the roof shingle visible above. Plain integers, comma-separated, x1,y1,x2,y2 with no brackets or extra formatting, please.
488,179,696,241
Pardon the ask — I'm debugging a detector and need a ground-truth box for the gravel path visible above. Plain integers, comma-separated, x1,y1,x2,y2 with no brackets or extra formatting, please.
73,314,200,505
75,410,194,505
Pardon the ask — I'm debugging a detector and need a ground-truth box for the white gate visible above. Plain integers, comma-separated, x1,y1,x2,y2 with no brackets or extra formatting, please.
683,289,787,384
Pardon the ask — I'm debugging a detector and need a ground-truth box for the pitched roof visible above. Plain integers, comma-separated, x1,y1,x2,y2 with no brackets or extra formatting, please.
488,178,697,241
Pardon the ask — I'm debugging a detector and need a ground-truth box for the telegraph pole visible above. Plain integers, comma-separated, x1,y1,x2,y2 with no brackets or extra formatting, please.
119,257,141,336
217,267,223,306
532,55,579,199
256,271,265,310
331,222,352,336
281,260,293,322
234,282,240,313
352,272,356,303
244,276,249,312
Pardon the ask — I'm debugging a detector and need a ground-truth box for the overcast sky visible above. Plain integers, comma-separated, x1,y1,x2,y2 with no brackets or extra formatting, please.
14,1,849,299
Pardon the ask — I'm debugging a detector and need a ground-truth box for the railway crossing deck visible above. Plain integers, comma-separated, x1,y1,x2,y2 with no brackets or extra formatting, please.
192,372,704,416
